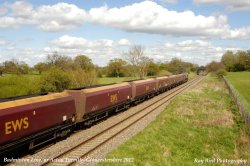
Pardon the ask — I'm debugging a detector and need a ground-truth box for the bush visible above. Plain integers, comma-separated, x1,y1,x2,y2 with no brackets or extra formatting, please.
216,69,227,79
40,67,71,92
70,68,98,87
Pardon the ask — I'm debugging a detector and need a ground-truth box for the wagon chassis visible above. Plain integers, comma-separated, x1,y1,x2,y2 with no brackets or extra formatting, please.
81,100,131,127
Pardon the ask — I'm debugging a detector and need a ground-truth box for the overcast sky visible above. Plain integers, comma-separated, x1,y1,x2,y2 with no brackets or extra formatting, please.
0,0,249,66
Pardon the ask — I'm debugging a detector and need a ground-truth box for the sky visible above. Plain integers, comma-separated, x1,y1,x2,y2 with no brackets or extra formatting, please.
0,0,250,67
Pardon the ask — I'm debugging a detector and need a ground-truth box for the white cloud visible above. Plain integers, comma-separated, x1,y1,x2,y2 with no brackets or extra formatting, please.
0,1,87,32
194,0,250,11
6,1,33,17
34,3,87,31
153,0,178,4
51,35,117,49
0,36,243,66
48,35,131,66
118,38,131,46
50,37,226,66
0,16,19,28
0,1,250,39
160,0,178,4
0,46,44,65
148,40,239,65
88,1,250,39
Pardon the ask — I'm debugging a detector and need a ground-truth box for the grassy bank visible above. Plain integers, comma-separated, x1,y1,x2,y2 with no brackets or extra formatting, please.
225,72,250,111
99,76,250,166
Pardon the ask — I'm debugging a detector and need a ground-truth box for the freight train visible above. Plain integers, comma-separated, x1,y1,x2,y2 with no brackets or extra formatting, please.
0,73,188,156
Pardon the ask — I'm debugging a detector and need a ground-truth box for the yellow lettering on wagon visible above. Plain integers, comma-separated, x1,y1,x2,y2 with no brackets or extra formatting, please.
145,85,150,92
5,117,29,135
5,122,12,135
23,117,29,129
110,94,118,104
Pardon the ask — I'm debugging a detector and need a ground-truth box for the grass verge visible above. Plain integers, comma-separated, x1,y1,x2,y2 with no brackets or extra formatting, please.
99,76,250,166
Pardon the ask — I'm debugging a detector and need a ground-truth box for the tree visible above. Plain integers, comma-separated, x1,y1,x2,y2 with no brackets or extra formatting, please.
147,61,159,76
3,59,19,73
221,51,236,71
236,50,249,71
2,59,31,74
74,55,94,71
247,50,250,70
220,50,250,72
216,69,227,79
206,61,225,73
40,67,71,92
107,58,127,77
34,62,48,74
96,66,106,77
18,62,29,74
46,52,73,71
124,45,151,79
167,58,187,74
0,64,3,76
70,67,98,87
159,63,168,71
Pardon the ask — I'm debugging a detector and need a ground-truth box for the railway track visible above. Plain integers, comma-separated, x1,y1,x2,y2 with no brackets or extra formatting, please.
38,76,204,166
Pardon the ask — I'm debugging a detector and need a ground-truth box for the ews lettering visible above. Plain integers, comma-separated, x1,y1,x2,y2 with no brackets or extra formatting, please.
145,86,150,91
5,117,29,135
110,94,118,104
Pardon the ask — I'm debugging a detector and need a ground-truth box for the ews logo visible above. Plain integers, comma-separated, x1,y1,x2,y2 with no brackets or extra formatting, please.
5,117,29,135
145,85,150,92
110,94,118,104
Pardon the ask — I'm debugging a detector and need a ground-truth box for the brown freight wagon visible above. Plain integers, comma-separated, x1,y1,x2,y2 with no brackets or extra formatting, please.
65,82,132,126
0,92,76,155
176,73,188,84
168,75,178,87
130,78,157,104
156,76,170,93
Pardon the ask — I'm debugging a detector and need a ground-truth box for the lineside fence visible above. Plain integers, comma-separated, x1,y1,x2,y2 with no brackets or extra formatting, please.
223,76,250,129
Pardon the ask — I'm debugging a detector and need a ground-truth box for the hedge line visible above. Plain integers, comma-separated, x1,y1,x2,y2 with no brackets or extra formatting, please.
223,76,250,129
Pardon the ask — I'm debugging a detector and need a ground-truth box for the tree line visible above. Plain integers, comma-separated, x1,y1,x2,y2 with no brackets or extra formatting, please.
221,50,250,72
0,45,198,93
205,50,250,78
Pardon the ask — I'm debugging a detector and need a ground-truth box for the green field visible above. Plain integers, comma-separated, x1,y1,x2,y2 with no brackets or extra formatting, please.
225,72,250,111
0,74,41,98
99,76,250,166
